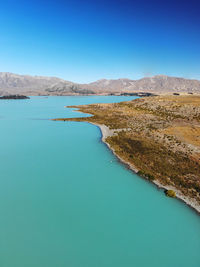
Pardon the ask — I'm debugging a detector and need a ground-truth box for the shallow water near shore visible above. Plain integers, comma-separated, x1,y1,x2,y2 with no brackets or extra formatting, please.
0,96,200,267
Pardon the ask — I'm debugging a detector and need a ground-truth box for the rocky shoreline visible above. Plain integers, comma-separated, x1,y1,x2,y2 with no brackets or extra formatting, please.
94,123,200,215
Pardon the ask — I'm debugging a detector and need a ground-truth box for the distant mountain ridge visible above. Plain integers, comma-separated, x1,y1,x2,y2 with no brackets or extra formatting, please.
0,72,200,96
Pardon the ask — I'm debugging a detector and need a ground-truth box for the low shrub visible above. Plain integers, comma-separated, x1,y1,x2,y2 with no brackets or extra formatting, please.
165,189,176,198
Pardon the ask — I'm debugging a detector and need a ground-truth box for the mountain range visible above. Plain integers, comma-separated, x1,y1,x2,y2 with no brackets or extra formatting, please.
0,72,200,96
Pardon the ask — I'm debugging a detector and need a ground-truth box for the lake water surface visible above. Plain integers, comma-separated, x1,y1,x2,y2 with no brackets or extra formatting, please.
0,96,200,267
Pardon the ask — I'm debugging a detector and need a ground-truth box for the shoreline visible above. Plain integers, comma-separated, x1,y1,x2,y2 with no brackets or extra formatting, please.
91,122,200,215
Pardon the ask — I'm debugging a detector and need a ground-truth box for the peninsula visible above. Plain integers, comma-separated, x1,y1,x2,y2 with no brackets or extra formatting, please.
53,95,200,214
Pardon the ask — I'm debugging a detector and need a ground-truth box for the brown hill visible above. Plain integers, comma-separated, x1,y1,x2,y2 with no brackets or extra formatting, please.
0,72,200,95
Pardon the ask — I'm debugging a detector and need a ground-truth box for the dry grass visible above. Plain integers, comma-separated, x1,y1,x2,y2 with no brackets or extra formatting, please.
163,126,200,147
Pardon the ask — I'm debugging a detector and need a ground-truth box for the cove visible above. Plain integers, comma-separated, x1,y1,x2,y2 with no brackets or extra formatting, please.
0,96,200,267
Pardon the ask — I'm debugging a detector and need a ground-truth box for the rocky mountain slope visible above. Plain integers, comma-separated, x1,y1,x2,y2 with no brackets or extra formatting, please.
0,72,73,96
81,75,200,94
0,72,200,95
127,75,200,93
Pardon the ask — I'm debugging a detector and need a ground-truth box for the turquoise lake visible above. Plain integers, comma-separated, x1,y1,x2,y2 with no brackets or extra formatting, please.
0,96,200,267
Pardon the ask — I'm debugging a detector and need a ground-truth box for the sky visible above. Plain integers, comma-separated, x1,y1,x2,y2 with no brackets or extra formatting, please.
0,0,200,83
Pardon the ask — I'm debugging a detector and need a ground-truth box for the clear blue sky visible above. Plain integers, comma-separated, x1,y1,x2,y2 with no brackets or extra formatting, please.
0,0,200,83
